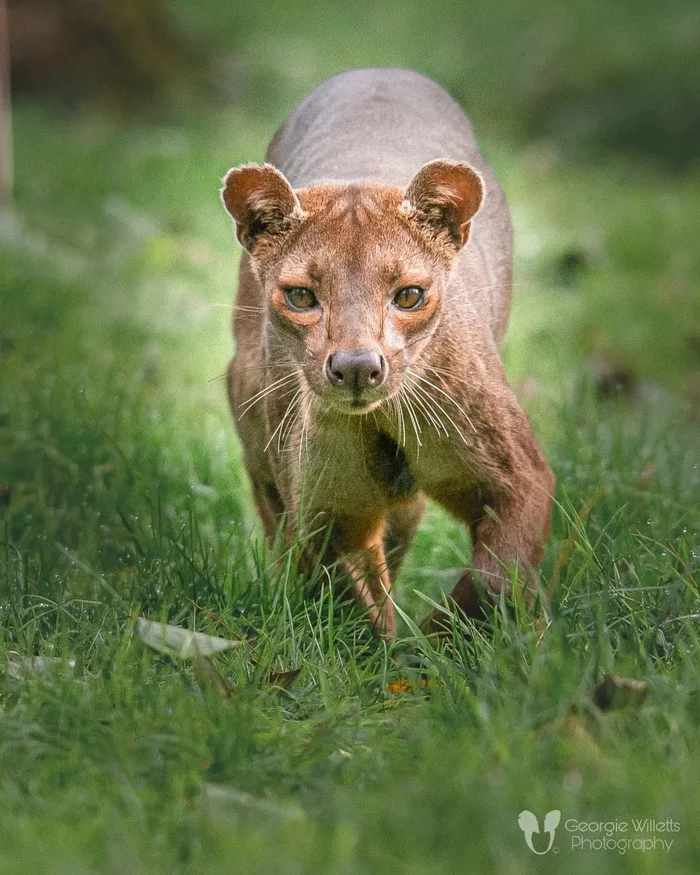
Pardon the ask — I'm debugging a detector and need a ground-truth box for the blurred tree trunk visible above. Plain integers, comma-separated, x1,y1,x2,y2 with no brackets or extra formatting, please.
0,0,12,200
8,0,200,107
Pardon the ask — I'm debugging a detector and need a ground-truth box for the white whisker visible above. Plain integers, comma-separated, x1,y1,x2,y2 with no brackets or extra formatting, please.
398,387,422,452
262,388,301,452
412,371,477,435
405,377,448,438
238,372,298,417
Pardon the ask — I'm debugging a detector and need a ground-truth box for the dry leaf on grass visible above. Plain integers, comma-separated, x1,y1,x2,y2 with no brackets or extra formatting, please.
593,674,650,711
192,656,234,698
6,656,75,680
386,677,437,694
266,667,302,689
136,617,243,659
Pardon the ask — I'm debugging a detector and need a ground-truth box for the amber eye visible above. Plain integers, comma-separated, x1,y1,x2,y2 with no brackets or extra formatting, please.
283,287,318,311
393,286,424,310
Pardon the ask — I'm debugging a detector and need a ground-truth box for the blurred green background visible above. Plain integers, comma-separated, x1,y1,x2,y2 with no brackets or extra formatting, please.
2,2,700,873
7,0,700,397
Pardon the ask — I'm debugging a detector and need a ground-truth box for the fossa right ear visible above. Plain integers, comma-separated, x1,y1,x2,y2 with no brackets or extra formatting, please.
221,163,306,254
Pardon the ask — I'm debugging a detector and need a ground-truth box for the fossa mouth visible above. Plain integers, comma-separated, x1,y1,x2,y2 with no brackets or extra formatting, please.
326,395,384,416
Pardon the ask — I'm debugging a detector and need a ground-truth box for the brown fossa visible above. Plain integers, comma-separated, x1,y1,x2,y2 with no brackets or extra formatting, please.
221,68,554,638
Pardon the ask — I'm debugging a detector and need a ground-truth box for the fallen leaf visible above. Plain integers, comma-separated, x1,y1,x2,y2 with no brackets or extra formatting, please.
136,617,243,658
266,667,302,689
387,678,412,694
6,656,75,680
386,677,438,694
193,656,233,698
593,675,650,712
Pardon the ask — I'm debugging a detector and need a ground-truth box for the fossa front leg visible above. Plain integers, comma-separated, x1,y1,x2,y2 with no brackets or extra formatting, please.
344,529,395,639
425,395,554,631
293,512,396,639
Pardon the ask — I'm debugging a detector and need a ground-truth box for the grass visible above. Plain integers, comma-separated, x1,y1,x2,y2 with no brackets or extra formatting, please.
2,2,700,871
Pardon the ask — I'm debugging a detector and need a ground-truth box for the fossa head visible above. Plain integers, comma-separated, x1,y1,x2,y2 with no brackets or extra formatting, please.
221,160,483,415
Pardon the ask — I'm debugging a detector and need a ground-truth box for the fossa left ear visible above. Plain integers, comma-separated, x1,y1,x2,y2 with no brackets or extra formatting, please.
401,159,484,250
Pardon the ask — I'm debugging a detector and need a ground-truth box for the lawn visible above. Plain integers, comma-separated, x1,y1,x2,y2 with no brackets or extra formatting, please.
1,1,699,872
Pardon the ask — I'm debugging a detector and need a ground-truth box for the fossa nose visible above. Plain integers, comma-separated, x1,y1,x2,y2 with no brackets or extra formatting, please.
325,348,387,393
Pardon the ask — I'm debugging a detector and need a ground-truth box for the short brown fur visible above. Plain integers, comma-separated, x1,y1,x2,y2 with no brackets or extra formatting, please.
221,69,554,637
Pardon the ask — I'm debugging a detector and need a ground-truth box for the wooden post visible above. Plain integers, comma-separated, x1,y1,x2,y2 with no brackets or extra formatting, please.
0,0,12,201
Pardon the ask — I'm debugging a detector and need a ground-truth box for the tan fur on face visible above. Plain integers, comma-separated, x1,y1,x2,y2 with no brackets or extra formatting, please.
230,180,459,415
222,69,554,638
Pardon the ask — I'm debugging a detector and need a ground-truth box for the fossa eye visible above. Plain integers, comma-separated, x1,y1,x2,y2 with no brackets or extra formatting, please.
283,287,318,310
393,286,424,310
